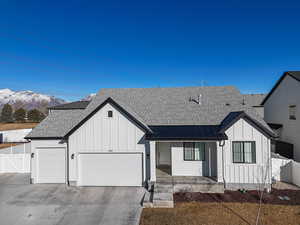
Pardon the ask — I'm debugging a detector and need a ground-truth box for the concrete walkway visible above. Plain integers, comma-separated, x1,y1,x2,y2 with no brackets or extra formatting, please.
0,173,145,225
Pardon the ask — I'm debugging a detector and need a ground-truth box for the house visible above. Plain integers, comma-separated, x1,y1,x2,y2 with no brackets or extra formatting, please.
262,71,300,161
0,129,33,143
25,86,275,191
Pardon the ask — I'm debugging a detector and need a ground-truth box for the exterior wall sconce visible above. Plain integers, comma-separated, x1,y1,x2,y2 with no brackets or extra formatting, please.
71,153,75,159
31,153,34,158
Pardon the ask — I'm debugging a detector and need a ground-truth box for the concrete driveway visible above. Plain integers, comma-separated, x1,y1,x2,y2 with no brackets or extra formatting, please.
0,173,145,225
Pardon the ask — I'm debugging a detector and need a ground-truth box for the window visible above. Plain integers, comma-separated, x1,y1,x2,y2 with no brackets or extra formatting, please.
108,110,113,118
232,141,256,163
183,142,205,161
289,105,296,120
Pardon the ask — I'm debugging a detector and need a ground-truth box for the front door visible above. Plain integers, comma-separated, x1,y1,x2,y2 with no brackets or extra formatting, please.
156,142,171,166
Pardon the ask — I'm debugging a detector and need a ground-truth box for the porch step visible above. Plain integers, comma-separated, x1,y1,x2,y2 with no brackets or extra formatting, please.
153,183,174,208
173,183,224,193
152,192,174,208
154,183,173,193
142,191,153,208
143,183,174,208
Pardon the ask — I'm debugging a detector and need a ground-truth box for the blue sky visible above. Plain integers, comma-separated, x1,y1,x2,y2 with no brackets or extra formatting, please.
0,0,300,101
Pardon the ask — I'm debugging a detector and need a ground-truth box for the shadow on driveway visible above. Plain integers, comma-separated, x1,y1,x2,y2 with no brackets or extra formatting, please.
0,173,145,225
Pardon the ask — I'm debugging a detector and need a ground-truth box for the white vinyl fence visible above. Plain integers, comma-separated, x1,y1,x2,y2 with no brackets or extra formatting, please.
0,143,31,173
272,153,300,187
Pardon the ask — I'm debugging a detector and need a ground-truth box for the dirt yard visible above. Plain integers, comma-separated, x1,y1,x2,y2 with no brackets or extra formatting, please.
140,189,300,225
0,123,38,131
140,202,300,225
174,189,300,205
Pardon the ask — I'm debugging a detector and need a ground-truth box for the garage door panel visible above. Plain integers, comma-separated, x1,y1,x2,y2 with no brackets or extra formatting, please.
37,148,66,183
78,153,142,186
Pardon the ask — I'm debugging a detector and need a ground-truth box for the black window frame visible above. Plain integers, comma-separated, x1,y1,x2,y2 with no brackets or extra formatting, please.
183,142,205,161
232,141,256,164
108,110,113,118
289,105,296,120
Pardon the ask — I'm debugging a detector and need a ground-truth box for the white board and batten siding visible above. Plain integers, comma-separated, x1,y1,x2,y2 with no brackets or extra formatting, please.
220,118,271,187
170,142,217,177
68,103,147,185
30,140,67,183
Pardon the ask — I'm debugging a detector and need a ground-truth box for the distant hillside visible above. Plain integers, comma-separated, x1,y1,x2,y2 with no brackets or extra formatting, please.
82,93,96,101
0,88,66,114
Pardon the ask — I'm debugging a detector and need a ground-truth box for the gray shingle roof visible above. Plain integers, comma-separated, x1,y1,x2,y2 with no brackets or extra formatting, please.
243,94,266,107
26,109,83,138
27,86,274,139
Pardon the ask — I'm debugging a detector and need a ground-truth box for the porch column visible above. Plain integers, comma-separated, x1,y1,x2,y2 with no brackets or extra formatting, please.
149,141,156,182
217,141,224,183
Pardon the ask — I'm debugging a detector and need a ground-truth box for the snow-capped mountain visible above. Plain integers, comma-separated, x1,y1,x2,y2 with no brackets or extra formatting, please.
82,93,96,101
0,88,66,112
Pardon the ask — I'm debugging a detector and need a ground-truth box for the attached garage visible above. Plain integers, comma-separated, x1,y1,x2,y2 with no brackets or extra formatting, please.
77,153,143,186
36,147,66,183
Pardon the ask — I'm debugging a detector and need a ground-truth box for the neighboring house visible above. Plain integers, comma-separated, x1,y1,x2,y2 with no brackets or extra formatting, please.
26,86,275,191
262,71,300,161
243,94,266,118
48,100,90,112
0,129,32,143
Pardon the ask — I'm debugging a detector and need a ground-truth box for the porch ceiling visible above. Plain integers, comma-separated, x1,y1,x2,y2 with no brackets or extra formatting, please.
146,125,227,141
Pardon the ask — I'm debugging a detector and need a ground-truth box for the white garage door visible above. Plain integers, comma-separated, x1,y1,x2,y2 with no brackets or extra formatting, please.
78,153,143,186
36,148,66,183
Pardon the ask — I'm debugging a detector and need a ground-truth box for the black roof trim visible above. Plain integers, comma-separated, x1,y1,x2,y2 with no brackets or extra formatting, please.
268,123,283,130
146,137,227,141
48,101,90,110
219,111,276,138
64,97,152,138
261,71,300,105
146,125,228,141
24,136,62,140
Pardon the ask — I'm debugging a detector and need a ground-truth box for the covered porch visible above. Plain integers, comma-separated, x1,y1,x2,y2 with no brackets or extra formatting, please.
148,141,224,193
147,125,226,185
153,141,220,180
156,165,217,184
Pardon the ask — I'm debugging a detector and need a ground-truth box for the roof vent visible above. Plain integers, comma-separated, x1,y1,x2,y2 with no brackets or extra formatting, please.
189,94,202,105
242,96,246,105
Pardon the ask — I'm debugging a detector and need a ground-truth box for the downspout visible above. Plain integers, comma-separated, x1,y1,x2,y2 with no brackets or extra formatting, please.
29,139,33,184
219,140,226,189
65,138,70,186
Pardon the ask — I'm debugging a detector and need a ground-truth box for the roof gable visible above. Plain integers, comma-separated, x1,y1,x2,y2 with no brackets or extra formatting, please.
219,111,276,138
64,97,153,138
262,71,300,105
